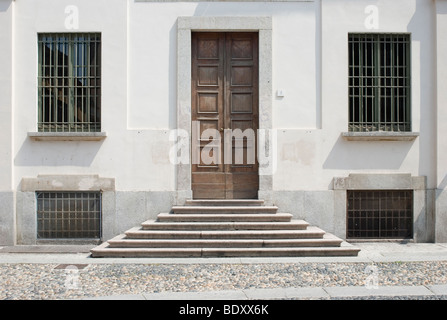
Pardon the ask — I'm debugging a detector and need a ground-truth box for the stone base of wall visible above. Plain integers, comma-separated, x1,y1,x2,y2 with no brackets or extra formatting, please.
4,173,444,245
271,174,437,243
0,192,15,245
15,190,176,245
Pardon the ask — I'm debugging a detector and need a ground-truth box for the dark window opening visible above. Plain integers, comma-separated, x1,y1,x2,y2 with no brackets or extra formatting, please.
349,34,411,132
37,192,101,239
347,190,413,239
38,33,101,132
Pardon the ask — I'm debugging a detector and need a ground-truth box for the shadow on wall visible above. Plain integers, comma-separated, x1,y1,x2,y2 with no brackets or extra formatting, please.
438,175,447,191
0,1,11,12
323,135,415,170
169,22,177,129
14,138,104,167
407,0,437,185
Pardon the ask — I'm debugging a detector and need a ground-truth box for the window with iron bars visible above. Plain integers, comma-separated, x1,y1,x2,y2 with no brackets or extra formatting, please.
347,190,413,239
36,192,102,239
38,33,101,132
349,34,411,132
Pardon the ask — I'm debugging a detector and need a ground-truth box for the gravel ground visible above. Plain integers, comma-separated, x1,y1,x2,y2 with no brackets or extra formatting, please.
1,261,447,300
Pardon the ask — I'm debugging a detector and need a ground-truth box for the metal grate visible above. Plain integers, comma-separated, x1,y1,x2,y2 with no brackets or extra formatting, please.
349,34,411,132
347,190,413,239
37,192,101,239
38,33,101,132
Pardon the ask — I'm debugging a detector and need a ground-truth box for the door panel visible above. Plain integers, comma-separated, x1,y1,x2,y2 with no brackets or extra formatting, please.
224,33,258,199
192,32,259,199
191,33,225,179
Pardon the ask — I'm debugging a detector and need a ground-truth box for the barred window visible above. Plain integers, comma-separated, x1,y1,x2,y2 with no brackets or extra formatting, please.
38,33,101,132
349,34,411,132
37,192,101,239
347,190,413,239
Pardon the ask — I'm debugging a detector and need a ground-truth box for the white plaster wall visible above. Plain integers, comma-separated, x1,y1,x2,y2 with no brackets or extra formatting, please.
0,0,15,245
13,0,175,191
435,0,447,242
273,0,436,191
5,0,444,242
0,0,13,191
436,1,447,188
13,0,318,193
127,2,317,130
11,0,437,193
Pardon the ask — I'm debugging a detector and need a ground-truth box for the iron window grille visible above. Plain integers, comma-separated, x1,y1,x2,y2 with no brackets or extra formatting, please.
349,34,411,132
347,190,413,239
37,192,101,239
38,33,101,132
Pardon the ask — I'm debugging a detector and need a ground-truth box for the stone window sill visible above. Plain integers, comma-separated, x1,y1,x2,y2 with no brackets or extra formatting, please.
341,132,419,141
28,132,107,141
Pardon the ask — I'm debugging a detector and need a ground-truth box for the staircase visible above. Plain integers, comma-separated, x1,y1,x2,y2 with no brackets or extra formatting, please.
90,200,360,257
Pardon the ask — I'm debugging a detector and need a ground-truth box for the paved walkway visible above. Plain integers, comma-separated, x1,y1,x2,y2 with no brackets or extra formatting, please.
1,242,447,300
86,284,447,300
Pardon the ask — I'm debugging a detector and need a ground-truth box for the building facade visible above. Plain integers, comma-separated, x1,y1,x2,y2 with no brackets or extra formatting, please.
1,0,447,245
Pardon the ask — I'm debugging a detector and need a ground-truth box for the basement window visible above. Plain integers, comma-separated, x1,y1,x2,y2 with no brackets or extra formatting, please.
347,190,413,240
37,192,101,239
38,33,101,132
349,34,411,132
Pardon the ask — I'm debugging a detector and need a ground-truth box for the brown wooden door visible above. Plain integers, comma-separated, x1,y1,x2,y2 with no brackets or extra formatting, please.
191,32,259,199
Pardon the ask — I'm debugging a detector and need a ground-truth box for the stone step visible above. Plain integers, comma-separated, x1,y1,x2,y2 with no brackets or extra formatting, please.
124,226,326,240
90,243,361,258
171,206,278,214
107,233,343,248
141,219,308,231
157,213,293,222
185,199,265,207
90,199,361,258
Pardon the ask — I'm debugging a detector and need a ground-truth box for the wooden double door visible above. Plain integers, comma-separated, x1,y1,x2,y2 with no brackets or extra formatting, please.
191,32,259,199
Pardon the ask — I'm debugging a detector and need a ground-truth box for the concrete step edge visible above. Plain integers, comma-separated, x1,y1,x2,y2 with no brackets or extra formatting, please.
172,206,278,209
171,206,278,214
124,228,326,239
185,200,265,207
157,213,293,222
106,237,343,248
141,219,309,230
90,246,360,258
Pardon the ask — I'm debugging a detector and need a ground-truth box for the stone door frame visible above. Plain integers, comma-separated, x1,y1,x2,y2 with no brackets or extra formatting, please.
175,16,273,204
